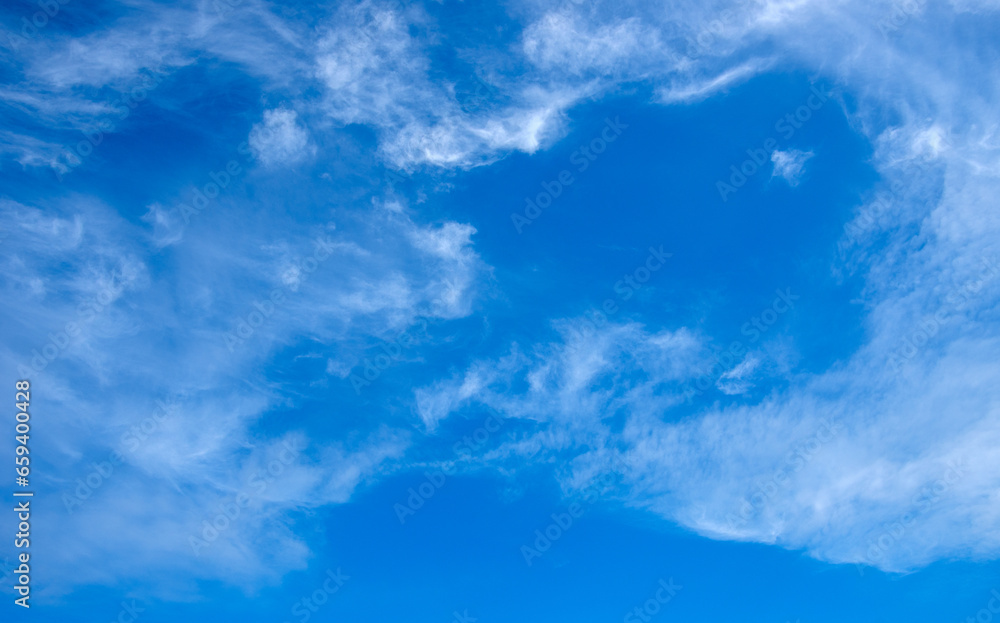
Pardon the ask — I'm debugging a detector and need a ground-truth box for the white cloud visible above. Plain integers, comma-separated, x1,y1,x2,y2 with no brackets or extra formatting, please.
770,148,814,185
249,108,314,167
5,188,489,594
415,320,707,434
414,291,1000,572
141,202,185,247
311,2,580,169
716,353,761,395
522,12,665,77
6,0,1000,591
659,60,769,104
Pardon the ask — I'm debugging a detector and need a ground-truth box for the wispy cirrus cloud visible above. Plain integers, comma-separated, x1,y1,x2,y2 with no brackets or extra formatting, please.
770,148,813,185
3,0,1000,603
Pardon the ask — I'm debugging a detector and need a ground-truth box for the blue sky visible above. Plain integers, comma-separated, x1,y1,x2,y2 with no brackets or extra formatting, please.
2,0,1000,621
